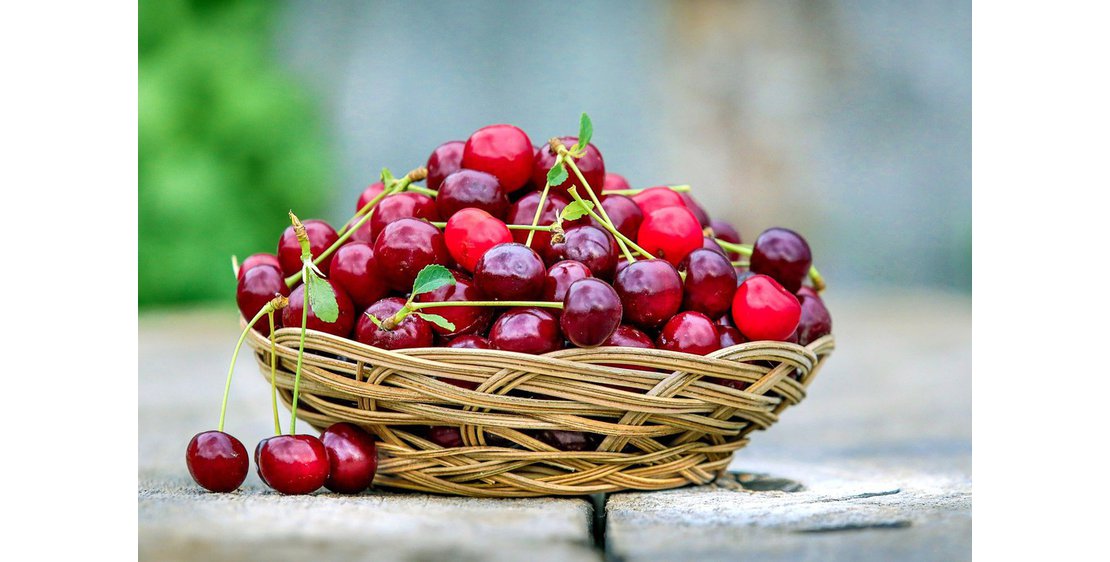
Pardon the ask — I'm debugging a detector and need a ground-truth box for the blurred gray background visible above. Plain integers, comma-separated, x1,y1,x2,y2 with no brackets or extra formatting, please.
276,0,970,293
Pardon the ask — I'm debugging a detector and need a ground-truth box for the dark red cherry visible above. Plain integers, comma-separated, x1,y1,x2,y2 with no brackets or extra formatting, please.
329,242,389,310
750,227,813,293
718,325,747,348
186,431,249,493
474,243,546,301
462,124,534,192
657,311,721,356
489,307,564,354
680,249,738,320
237,253,281,280
795,294,832,346
257,434,330,495
355,181,387,212
613,260,684,329
599,194,644,242
321,422,378,494
444,208,513,272
278,219,339,277
796,285,820,300
236,264,290,336
283,279,356,337
547,225,619,280
373,218,450,291
709,219,742,260
631,186,684,216
505,190,570,251
700,236,728,256
446,335,492,349
533,136,605,194
254,437,271,485
426,140,465,191
536,430,595,451
731,274,801,341
356,297,435,349
358,192,439,244
603,173,631,192
679,192,711,227
603,325,655,349
560,278,622,348
436,169,509,220
427,426,463,448
542,260,593,301
638,207,704,266
413,270,493,338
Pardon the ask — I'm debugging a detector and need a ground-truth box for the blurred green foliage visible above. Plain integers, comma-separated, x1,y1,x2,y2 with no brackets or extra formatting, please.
139,0,333,307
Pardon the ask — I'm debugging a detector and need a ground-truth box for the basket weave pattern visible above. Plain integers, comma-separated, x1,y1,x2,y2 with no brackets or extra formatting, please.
246,323,835,497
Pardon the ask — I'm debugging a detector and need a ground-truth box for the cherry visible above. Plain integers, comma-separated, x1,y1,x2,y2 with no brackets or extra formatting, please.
462,124,534,193
631,186,684,216
731,274,801,341
533,136,605,194
278,219,339,277
446,335,491,349
546,225,619,280
474,243,547,301
613,260,684,329
657,311,721,356
718,325,747,348
436,169,509,219
560,278,622,348
255,437,271,485
236,264,289,336
679,192,711,227
356,297,434,349
603,173,631,192
505,190,570,251
750,227,813,293
638,206,703,266
542,260,593,302
604,325,655,349
186,431,249,493
680,249,738,320
427,426,463,448
257,434,330,495
489,307,564,354
329,242,389,310
709,219,742,260
355,181,387,213
444,208,513,272
283,279,356,338
536,430,595,451
321,422,378,494
426,140,465,191
373,218,450,292
796,285,820,300
700,236,728,256
358,192,439,245
794,293,832,346
237,253,281,280
599,194,643,242
413,270,493,338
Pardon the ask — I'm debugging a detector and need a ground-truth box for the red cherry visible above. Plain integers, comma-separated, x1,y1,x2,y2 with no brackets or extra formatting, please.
444,208,513,272
357,192,439,245
547,225,619,280
794,293,832,346
542,260,593,302
489,308,564,354
373,218,451,292
533,136,605,194
603,325,655,349
749,227,813,293
603,173,632,192
613,259,684,329
436,169,509,220
413,270,493,338
446,335,491,349
277,219,339,277
257,435,330,495
656,311,721,356
356,297,435,350
283,279,356,338
186,431,249,493
718,325,747,348
679,192,710,227
428,426,463,448
700,236,728,256
474,243,547,301
631,187,684,216
637,207,704,266
237,253,281,280
329,242,389,310
599,194,644,242
355,182,386,213
731,274,801,341
505,190,570,252
321,423,378,494
462,124,534,192
236,264,290,336
426,141,465,191
560,278,623,348
680,249,738,320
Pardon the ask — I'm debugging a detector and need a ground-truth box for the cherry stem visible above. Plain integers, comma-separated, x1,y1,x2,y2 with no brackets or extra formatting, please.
731,260,751,267
567,187,653,260
219,296,287,432
268,311,280,436
289,270,309,435
526,179,554,247
602,184,691,196
406,185,438,197
559,151,635,262
715,238,826,291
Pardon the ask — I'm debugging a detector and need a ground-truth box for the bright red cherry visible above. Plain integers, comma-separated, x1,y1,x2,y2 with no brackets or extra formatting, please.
426,141,465,191
731,274,801,341
436,169,509,219
186,431,249,493
283,279,356,338
679,192,710,227
794,294,832,346
560,278,623,348
603,173,631,192
236,264,290,336
329,242,389,310
357,192,439,245
631,187,684,216
637,207,704,266
533,136,605,194
444,208,513,272
474,243,547,301
750,227,813,293
546,225,619,280
237,253,281,280
462,124,534,192
542,260,593,301
355,182,386,212
599,194,643,242
613,259,684,329
413,270,493,338
489,308,564,354
257,435,330,495
321,423,378,494
657,311,721,356
356,297,435,349
373,218,451,292
277,219,339,277
680,249,738,320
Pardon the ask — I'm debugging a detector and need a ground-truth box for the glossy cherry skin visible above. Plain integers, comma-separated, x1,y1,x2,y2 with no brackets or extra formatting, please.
533,136,605,194
603,173,632,192
373,218,451,292
794,294,832,346
489,307,564,354
604,325,655,349
537,430,595,451
254,437,271,485
237,253,281,280
680,249,738,320
547,225,619,280
638,207,704,266
749,227,813,293
631,186,684,216
236,264,290,336
257,434,330,495
613,260,684,329
444,208,513,272
560,278,623,348
355,181,387,212
657,311,721,356
542,260,593,301
731,274,801,341
436,169,509,220
329,242,389,310
462,124,534,193
718,325,747,348
474,243,547,301
186,431,249,493
356,297,435,350
426,140,465,191
679,192,710,227
277,219,339,277
709,219,742,260
283,279,356,338
321,422,378,494
700,237,728,256
413,270,493,338
446,335,492,349
358,192,439,244
600,194,644,242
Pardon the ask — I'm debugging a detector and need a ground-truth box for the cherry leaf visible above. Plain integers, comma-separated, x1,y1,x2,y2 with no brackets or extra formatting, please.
577,113,593,150
547,161,568,186
414,312,456,332
560,200,595,222
305,269,339,323
411,264,456,297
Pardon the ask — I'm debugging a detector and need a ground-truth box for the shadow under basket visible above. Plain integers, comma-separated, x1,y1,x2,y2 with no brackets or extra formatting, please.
245,321,835,498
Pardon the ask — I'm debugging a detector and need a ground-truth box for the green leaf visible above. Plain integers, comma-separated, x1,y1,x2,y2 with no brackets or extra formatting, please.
560,199,595,222
305,269,339,323
366,313,383,328
411,264,456,297
547,161,568,186
414,312,456,332
380,167,395,185
577,113,593,149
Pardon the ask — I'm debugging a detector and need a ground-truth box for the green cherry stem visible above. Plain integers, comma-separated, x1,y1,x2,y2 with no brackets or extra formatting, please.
601,184,691,196
218,295,288,432
554,139,635,261
526,172,556,247
287,212,316,434
567,187,653,260
381,299,563,330
715,238,826,291
268,311,281,436
406,185,438,197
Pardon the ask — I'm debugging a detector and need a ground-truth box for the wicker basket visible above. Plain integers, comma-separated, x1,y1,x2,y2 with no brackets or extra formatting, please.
244,321,834,497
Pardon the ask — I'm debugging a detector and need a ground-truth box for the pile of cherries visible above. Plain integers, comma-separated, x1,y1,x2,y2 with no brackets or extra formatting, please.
187,115,832,495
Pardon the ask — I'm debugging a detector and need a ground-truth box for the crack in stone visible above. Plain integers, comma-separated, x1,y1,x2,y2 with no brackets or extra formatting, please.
814,488,902,502
795,520,913,533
